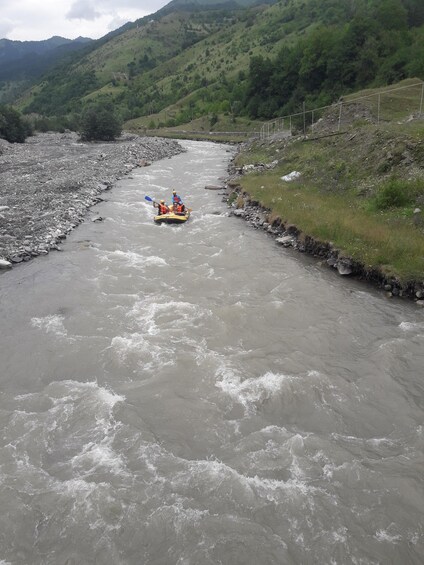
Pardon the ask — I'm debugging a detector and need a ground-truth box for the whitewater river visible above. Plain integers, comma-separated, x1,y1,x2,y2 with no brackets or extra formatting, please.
0,141,423,564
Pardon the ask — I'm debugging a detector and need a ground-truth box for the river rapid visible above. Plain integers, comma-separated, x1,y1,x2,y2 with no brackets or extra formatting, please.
0,141,423,565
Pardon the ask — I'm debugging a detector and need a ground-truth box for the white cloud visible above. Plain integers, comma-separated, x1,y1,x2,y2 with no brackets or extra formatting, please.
67,0,101,21
0,18,14,39
0,0,169,42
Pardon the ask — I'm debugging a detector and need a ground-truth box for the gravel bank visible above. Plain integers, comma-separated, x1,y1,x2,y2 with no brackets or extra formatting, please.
0,132,185,266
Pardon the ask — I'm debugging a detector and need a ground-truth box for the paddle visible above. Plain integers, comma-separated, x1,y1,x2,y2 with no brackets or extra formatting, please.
144,195,158,205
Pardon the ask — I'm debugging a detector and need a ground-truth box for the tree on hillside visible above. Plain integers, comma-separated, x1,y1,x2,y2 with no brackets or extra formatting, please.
0,105,32,143
79,103,122,141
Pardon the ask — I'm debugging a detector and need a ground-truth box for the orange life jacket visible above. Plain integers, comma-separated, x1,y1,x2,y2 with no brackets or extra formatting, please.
158,203,169,215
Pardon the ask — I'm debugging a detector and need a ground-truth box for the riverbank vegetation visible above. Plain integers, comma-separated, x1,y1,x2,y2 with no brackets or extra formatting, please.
234,119,424,282
0,105,32,142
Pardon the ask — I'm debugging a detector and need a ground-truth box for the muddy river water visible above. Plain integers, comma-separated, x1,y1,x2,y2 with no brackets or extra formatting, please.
0,141,423,564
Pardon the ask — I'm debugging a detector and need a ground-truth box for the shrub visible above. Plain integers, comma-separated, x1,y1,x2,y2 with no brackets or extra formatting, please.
371,178,414,210
79,103,122,141
0,105,32,142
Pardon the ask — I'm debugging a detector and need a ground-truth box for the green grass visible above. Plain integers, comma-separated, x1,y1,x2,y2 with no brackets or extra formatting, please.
344,78,424,122
124,112,262,143
235,121,424,281
241,171,424,279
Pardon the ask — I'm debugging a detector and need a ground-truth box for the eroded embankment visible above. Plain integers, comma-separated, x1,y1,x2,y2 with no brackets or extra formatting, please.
0,132,185,267
224,164,424,304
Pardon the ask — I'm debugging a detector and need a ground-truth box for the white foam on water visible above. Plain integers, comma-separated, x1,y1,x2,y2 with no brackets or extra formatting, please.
174,457,322,507
147,500,210,537
62,476,100,498
322,461,352,480
2,381,127,503
71,439,127,477
210,248,223,258
143,255,168,267
374,528,402,543
331,527,348,543
93,382,125,408
399,321,424,331
331,432,397,448
108,249,167,269
46,379,125,407
109,332,174,369
215,369,293,413
128,299,210,336
31,314,69,339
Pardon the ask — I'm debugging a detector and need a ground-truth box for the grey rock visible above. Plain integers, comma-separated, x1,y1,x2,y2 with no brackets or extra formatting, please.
276,235,295,247
0,132,185,264
0,258,12,268
336,260,353,276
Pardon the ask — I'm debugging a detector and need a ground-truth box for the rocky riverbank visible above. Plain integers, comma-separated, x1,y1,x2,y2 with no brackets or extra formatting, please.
0,132,185,266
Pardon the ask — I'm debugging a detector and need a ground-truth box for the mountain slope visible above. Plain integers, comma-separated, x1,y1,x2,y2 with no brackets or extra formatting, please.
0,36,93,103
16,0,424,129
18,0,318,117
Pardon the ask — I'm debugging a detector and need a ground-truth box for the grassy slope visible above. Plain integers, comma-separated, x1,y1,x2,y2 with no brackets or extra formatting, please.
233,83,424,282
20,1,313,119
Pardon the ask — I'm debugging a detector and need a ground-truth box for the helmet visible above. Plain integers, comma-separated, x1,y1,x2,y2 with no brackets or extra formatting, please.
160,199,165,204
173,190,176,194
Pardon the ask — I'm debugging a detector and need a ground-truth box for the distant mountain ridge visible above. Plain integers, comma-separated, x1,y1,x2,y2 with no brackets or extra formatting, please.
0,36,91,58
166,0,273,7
0,36,93,103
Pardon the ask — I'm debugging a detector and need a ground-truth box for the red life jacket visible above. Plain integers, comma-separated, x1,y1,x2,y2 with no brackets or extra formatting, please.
158,203,169,215
176,204,184,213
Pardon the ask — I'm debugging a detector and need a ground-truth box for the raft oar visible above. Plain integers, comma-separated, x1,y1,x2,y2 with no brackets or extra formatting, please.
144,195,158,205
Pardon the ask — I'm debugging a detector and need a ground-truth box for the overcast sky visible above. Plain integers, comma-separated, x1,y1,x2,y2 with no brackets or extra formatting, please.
0,0,170,42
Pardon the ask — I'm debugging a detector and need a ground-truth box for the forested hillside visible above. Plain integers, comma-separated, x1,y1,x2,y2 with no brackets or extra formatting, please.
0,37,92,104
16,0,424,130
244,0,424,118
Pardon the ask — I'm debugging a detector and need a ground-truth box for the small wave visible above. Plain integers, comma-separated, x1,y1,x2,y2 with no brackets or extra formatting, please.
3,380,126,488
174,457,322,507
71,440,127,477
47,380,125,407
143,255,167,267
109,332,174,370
106,249,166,269
128,299,210,336
216,369,293,412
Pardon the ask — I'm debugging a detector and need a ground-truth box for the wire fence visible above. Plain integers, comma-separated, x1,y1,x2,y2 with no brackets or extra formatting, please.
260,81,424,140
